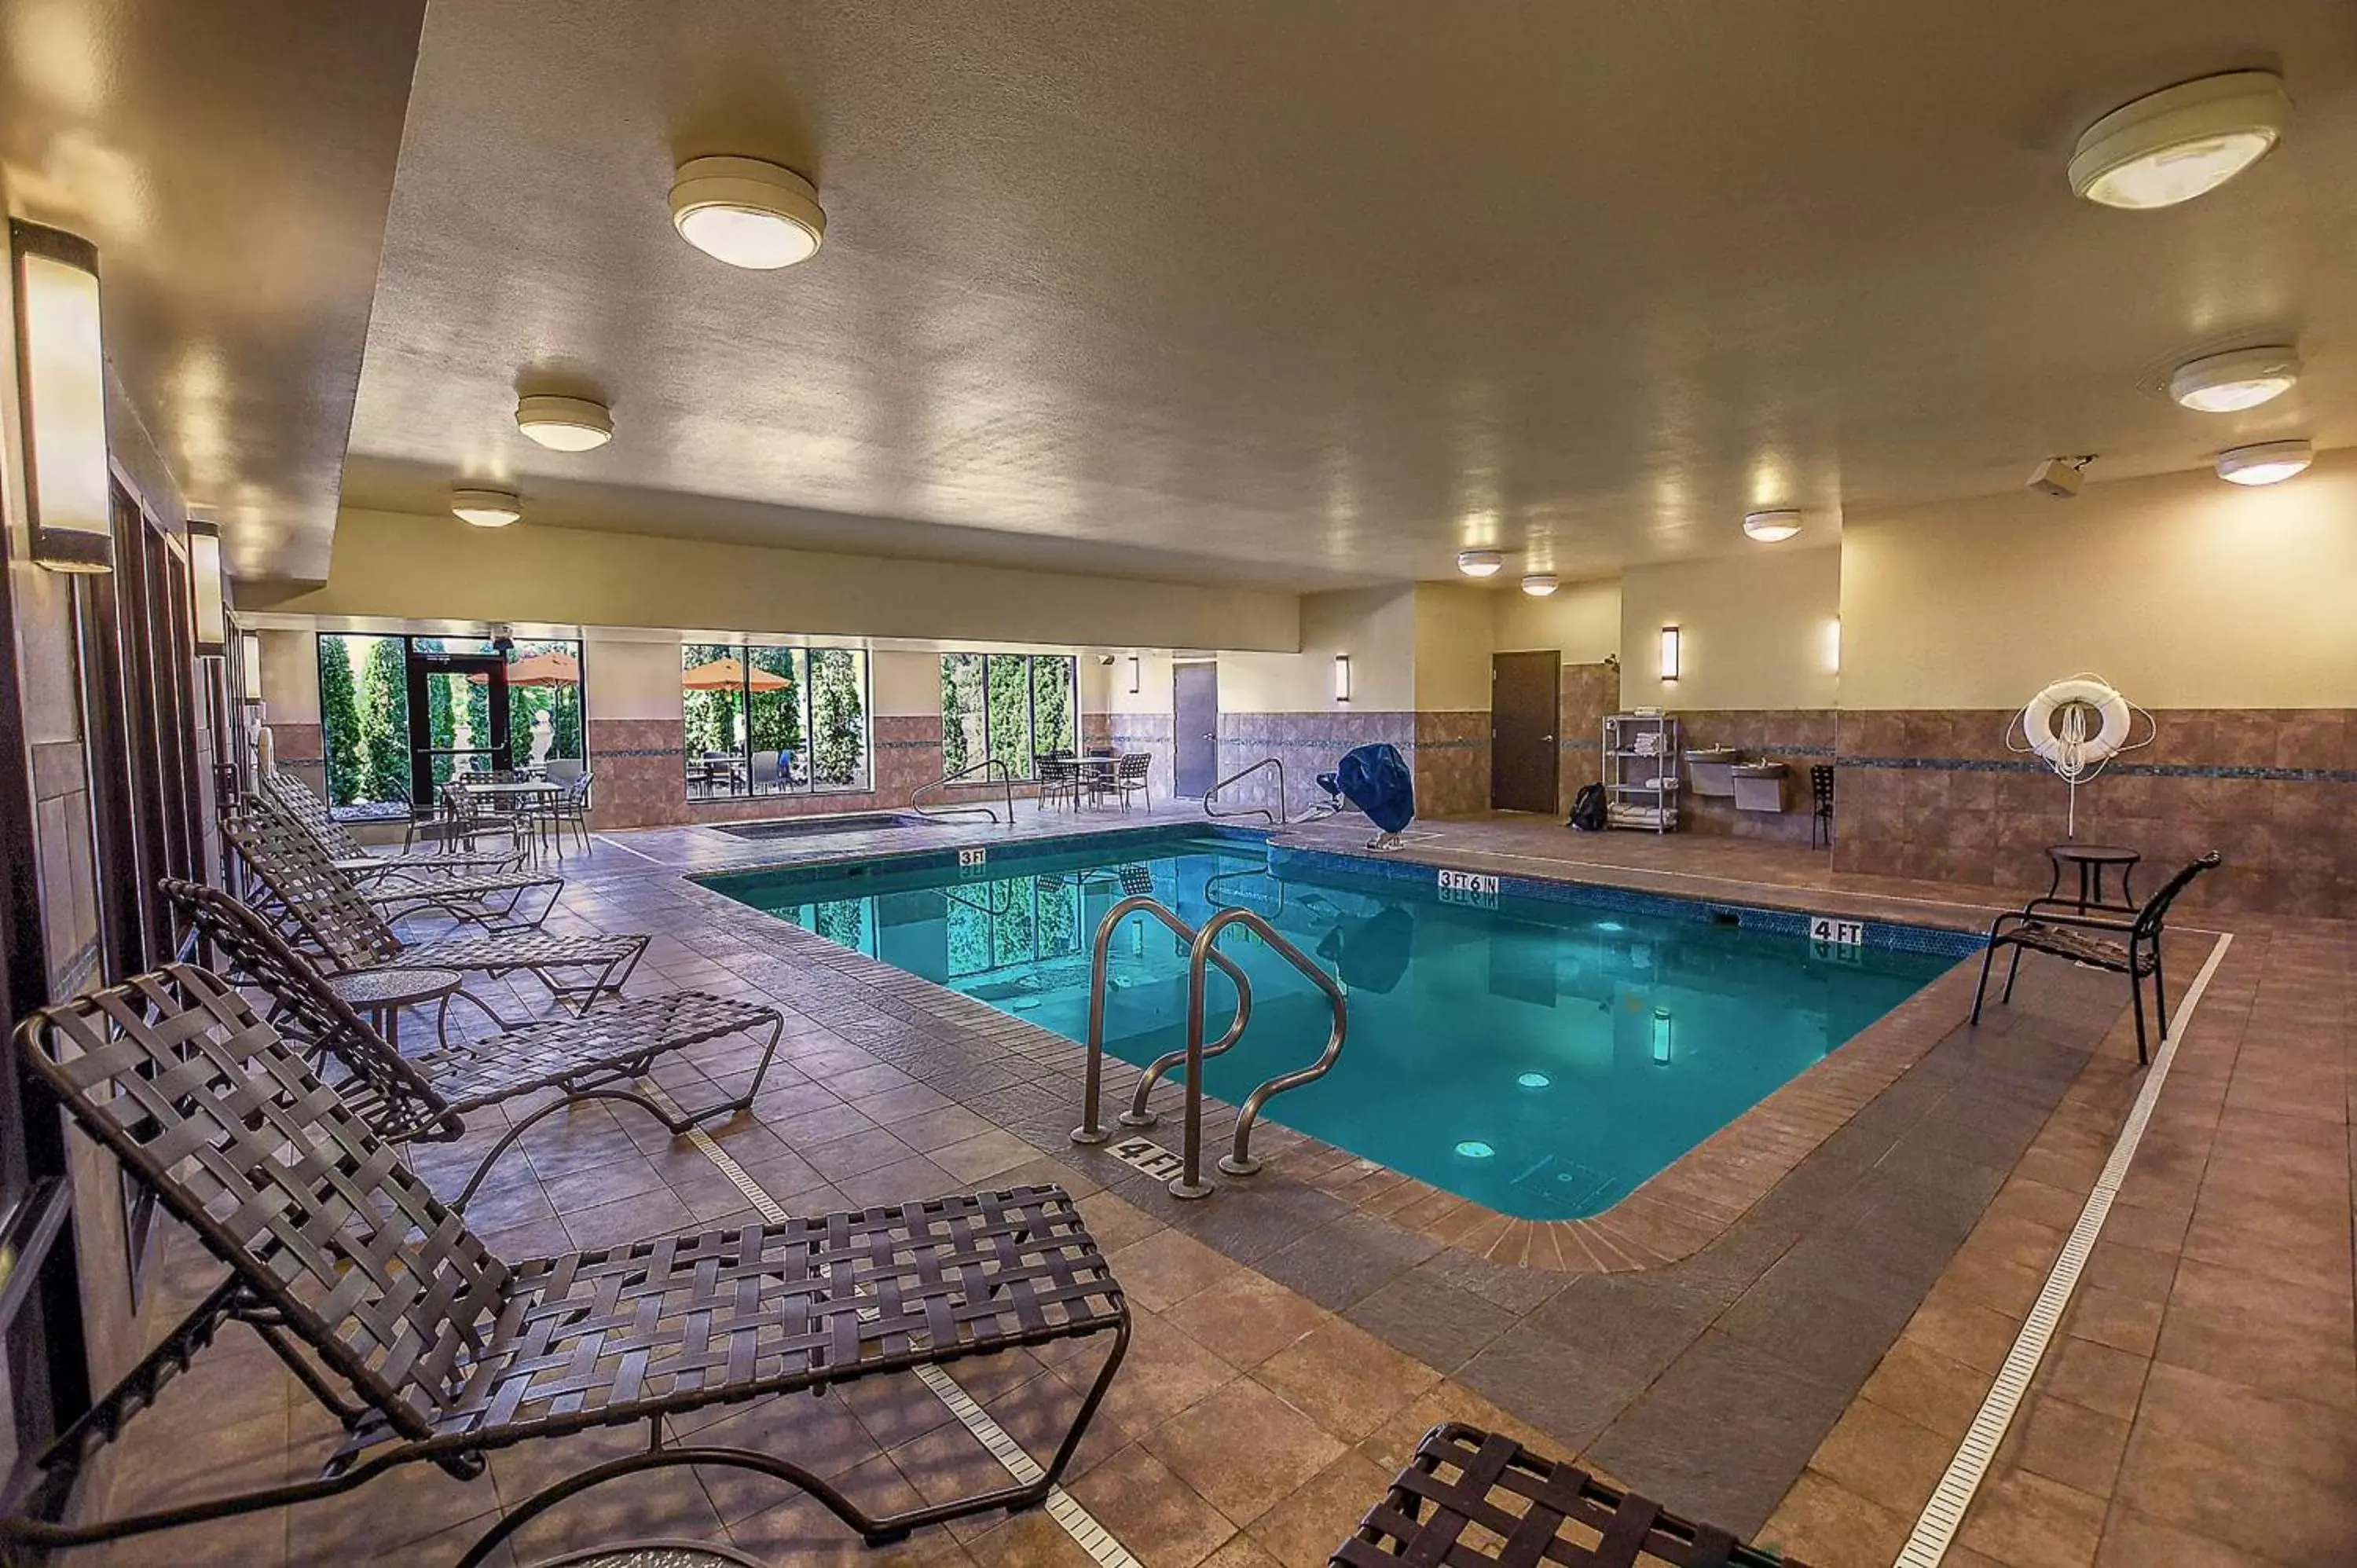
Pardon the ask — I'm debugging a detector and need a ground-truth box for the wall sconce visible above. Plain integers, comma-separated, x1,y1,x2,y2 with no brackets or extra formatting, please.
239,632,263,697
185,519,226,654
1651,1006,1674,1065
10,220,112,572
1825,616,1842,674
1127,653,1142,695
1659,625,1681,683
1332,653,1352,703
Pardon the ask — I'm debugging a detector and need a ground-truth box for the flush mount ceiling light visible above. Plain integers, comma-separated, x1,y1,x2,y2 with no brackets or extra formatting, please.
450,487,523,527
2069,71,2290,210
1456,549,1504,577
2168,345,2301,412
1520,573,1559,597
669,156,826,269
2215,438,2312,485
515,394,614,451
1742,509,1804,543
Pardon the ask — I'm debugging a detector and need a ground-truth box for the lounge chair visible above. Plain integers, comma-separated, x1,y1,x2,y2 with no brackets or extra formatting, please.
262,768,525,882
222,800,648,1013
1335,1421,1809,1566
163,877,784,1206
233,788,566,933
5,965,1127,1562
1970,850,2219,1064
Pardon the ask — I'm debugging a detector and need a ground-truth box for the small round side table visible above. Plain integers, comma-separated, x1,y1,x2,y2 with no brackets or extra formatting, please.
2044,844,2140,914
327,966,464,1050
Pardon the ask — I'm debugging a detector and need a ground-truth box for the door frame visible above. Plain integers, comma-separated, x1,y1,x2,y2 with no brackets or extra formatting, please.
405,650,511,805
1172,661,1219,798
1489,650,1560,814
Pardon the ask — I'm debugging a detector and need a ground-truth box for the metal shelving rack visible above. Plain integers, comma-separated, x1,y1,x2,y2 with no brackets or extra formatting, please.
1602,713,1681,832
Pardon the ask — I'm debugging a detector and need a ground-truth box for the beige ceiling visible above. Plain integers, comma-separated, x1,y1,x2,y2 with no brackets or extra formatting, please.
1,0,424,579
349,3,2353,587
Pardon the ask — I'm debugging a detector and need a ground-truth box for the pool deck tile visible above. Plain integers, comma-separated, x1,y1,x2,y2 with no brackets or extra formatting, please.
79,807,2355,1567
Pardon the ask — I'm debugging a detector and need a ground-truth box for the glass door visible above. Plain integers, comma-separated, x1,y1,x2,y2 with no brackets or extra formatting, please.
405,650,511,806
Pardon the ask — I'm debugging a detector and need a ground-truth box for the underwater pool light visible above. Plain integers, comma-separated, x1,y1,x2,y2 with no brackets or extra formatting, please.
1652,1006,1673,1065
1454,1140,1496,1160
1516,1072,1551,1090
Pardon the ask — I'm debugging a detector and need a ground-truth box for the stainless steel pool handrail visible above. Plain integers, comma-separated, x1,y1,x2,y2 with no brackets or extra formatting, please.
911,757,1017,823
1071,897,1253,1200
1189,909,1348,1179
1203,756,1286,826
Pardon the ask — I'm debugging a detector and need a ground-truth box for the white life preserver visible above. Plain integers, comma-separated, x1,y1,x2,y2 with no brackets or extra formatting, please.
2022,678,2132,776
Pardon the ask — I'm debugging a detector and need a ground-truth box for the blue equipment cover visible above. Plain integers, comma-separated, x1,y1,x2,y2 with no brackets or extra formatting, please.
1337,742,1415,833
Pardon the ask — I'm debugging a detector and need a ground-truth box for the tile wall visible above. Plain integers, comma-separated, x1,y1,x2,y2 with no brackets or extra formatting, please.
1833,708,2357,916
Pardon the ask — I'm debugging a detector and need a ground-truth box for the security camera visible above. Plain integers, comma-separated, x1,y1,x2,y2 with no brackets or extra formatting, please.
2028,456,2093,499
1095,654,1116,666
489,623,516,654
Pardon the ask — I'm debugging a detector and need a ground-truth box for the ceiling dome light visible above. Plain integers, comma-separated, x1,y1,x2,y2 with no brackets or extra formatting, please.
1520,573,1559,597
515,394,614,451
1457,549,1504,578
2069,71,2290,210
450,487,522,527
669,156,826,269
2216,439,2312,486
2168,346,2301,413
1742,510,1804,543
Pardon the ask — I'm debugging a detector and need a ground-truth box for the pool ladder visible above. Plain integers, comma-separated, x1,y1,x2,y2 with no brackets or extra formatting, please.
1072,896,1347,1199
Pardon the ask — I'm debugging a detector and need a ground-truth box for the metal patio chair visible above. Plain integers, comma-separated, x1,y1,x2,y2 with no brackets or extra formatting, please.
1334,1422,1810,1567
1970,850,2220,1064
233,788,566,933
1113,752,1151,809
5,965,1128,1563
223,800,648,1013
262,768,526,882
163,877,784,1206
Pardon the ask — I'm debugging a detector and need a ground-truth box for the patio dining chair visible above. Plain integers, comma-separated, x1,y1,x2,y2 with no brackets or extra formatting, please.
5,965,1127,1563
1970,849,2220,1064
223,800,648,1014
1113,752,1150,809
1036,755,1080,811
163,877,783,1207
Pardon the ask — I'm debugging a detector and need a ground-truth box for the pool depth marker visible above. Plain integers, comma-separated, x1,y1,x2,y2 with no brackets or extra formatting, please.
1891,930,2232,1568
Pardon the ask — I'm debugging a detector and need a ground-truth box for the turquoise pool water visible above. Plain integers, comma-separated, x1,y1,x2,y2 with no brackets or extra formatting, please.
703,831,1956,1219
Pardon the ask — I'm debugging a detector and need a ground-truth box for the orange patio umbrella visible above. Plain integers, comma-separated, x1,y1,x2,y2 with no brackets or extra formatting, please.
681,656,788,693
473,648,580,687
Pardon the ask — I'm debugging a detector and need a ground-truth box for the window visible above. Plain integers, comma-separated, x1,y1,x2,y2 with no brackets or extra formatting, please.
684,641,870,799
940,653,1076,779
317,634,585,817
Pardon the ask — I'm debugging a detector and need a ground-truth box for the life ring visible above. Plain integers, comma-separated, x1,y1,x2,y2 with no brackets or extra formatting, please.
2022,678,2132,775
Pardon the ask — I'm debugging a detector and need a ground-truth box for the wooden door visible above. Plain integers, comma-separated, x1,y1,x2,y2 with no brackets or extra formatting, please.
1490,651,1560,814
1173,662,1219,797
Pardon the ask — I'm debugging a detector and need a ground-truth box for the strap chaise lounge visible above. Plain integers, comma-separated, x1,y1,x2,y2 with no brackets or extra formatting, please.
222,800,647,1013
165,877,784,1205
5,965,1128,1564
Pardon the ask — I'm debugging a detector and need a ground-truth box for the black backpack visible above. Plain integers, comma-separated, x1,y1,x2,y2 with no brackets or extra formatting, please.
1568,782,1607,832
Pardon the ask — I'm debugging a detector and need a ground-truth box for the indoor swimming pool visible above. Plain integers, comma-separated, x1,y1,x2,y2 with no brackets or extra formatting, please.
702,830,1963,1219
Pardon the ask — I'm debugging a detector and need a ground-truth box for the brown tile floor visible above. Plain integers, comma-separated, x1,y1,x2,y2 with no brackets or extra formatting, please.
68,808,2357,1566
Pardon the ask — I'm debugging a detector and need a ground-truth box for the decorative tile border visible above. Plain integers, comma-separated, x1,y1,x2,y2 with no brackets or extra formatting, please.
1839,752,2356,782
